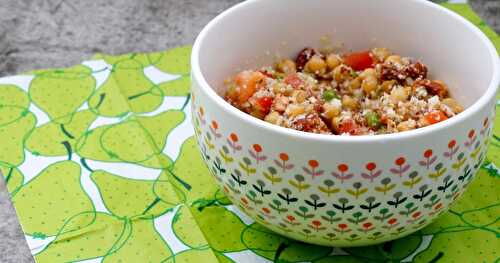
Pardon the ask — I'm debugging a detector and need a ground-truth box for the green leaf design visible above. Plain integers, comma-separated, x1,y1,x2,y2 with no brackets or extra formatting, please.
35,212,127,262
0,108,35,166
0,84,30,108
103,218,172,262
0,166,24,195
170,137,219,204
241,223,332,261
91,170,176,218
153,46,192,75
159,75,191,97
162,247,219,263
26,110,97,157
172,205,208,248
29,65,95,121
191,206,246,252
13,161,94,236
136,110,185,151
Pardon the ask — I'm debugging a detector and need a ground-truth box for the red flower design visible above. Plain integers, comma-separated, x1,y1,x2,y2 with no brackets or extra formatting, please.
412,211,422,219
468,129,475,138
211,120,218,129
279,153,289,161
312,220,322,227
338,164,349,172
388,218,397,225
363,222,373,228
338,223,348,229
424,149,433,158
448,139,456,148
287,215,295,222
262,207,270,214
308,160,319,168
395,157,406,166
241,197,248,205
229,133,238,142
366,162,376,171
434,203,443,210
253,144,262,153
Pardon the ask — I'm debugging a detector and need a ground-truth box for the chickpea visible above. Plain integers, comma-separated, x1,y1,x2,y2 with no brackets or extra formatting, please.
359,68,376,80
276,59,296,74
390,86,409,103
342,95,359,110
333,65,350,82
381,80,396,93
265,111,282,125
292,90,308,103
385,55,402,65
305,55,327,75
442,98,463,113
326,53,341,70
371,47,390,62
285,104,305,118
397,120,416,132
350,77,361,90
362,76,378,94
322,99,342,119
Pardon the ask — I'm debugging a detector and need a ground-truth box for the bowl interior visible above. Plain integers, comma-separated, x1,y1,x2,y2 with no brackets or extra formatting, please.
197,0,496,108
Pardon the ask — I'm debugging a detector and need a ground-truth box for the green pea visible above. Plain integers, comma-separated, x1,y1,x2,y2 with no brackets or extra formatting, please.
322,90,338,101
365,112,381,129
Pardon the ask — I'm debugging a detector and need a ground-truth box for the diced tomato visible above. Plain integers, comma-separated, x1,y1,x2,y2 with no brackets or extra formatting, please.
283,73,303,89
337,118,359,135
425,111,448,124
234,71,265,104
258,69,275,79
256,96,273,114
343,51,374,71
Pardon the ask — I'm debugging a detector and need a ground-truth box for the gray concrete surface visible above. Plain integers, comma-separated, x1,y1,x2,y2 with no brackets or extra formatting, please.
0,0,498,262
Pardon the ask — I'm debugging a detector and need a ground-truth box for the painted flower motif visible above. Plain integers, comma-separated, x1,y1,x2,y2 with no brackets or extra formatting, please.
332,164,354,183
309,160,319,168
211,120,218,129
338,164,349,172
262,207,271,214
253,144,262,153
363,222,373,229
338,223,348,229
424,149,433,158
388,218,398,225
312,220,322,227
248,144,267,163
366,162,376,171
448,139,456,149
395,157,406,166
274,153,294,172
303,160,324,178
412,211,422,219
287,215,296,222
230,133,238,142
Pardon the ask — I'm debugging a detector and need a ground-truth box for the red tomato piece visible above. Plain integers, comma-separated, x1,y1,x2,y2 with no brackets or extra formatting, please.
256,96,273,114
258,69,275,79
234,71,265,104
425,111,448,124
344,51,374,71
338,118,359,135
283,73,303,89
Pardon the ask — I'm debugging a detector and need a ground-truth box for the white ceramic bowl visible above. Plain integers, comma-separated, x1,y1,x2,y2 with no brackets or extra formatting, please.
190,0,499,246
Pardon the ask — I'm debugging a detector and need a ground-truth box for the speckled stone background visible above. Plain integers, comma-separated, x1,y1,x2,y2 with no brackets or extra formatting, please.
0,0,498,262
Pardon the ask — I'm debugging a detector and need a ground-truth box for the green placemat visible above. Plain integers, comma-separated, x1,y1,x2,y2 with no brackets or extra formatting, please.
0,3,498,263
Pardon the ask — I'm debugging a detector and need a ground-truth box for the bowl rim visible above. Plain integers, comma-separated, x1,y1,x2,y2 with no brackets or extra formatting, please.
191,0,500,143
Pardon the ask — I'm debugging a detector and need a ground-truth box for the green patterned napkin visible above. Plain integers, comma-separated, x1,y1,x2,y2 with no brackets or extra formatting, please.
0,3,498,263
